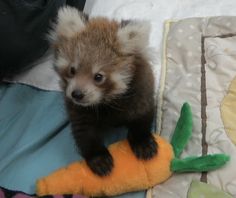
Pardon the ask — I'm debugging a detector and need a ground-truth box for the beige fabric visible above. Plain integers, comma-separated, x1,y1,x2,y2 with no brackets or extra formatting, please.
205,36,236,196
150,17,236,198
221,76,236,145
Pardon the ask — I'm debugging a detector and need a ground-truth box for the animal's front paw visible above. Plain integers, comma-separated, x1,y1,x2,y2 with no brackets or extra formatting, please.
129,135,158,160
86,150,113,177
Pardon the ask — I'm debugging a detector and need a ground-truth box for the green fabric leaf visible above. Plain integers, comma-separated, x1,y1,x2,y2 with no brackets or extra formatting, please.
171,102,193,158
171,154,230,172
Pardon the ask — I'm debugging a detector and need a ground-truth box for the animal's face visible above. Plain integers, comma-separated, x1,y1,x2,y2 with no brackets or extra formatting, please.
51,7,150,106
55,38,134,106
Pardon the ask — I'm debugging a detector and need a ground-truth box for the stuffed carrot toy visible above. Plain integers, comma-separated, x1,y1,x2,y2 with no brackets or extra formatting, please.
36,103,229,197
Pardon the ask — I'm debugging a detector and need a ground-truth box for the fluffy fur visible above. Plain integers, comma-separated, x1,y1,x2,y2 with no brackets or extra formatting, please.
51,6,157,176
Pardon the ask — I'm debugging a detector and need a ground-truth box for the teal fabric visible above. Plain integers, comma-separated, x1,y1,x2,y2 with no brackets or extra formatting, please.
0,83,145,198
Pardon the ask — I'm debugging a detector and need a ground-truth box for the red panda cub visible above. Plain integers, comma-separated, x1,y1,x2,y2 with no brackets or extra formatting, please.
51,6,157,176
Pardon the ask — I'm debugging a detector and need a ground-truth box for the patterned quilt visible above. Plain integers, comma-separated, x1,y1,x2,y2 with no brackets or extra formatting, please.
148,16,236,198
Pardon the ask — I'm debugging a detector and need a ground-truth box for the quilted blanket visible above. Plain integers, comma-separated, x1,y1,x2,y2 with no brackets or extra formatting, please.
148,16,236,198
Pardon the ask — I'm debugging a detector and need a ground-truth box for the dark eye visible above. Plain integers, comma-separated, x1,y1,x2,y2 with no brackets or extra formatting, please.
69,67,76,76
94,73,104,83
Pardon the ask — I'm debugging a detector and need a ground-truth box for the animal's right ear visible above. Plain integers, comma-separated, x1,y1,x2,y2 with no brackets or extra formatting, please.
49,6,88,42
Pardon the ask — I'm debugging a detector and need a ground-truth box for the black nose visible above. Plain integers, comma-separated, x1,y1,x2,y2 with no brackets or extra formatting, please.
71,90,84,100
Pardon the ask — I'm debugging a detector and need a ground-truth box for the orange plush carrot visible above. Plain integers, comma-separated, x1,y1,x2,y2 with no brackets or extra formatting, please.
36,103,229,197
37,135,173,197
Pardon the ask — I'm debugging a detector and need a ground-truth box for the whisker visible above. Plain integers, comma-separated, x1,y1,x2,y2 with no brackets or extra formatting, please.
104,101,124,111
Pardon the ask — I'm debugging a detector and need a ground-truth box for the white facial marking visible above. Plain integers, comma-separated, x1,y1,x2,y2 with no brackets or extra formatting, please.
55,53,80,73
83,84,102,106
110,68,132,95
66,78,102,106
55,56,69,69
92,64,103,74
66,78,77,99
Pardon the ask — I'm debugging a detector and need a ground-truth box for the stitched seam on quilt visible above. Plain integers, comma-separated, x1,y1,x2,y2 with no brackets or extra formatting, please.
200,33,236,183
200,36,208,183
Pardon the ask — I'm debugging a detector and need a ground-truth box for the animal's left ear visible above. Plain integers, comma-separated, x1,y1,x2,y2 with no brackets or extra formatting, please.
117,20,151,54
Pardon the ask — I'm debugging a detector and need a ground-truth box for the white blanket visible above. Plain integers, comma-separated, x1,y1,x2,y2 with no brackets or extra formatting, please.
7,0,236,91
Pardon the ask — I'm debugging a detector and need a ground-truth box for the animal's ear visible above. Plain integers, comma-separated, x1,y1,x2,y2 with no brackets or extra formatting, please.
117,20,151,54
49,6,88,42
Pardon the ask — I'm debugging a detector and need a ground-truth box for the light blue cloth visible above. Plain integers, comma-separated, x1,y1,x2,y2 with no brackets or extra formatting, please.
0,83,145,198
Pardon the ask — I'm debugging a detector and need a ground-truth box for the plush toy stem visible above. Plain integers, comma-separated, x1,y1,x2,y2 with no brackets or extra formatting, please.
170,103,230,173
171,103,193,158
171,154,230,173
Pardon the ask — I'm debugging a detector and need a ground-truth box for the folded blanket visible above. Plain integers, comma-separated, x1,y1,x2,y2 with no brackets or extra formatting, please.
149,16,236,198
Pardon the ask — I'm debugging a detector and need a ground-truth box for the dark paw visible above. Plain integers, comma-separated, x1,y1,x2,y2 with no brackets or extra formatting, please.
129,135,158,160
86,150,113,177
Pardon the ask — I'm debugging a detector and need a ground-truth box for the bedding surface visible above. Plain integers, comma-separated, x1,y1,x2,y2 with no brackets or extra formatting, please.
151,16,236,198
3,1,236,198
0,83,145,198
